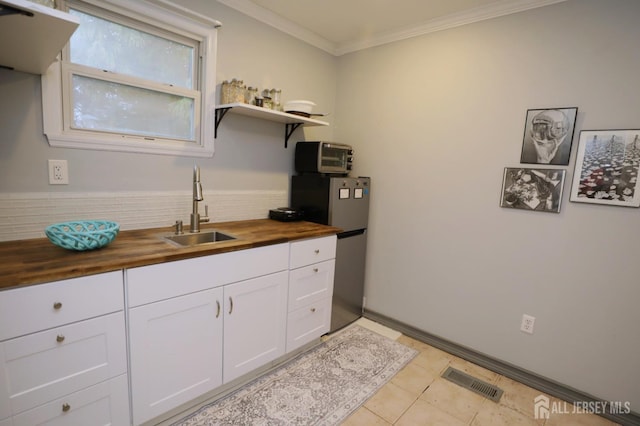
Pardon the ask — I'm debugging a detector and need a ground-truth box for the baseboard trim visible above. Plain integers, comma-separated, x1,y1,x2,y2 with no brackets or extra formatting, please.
364,309,640,426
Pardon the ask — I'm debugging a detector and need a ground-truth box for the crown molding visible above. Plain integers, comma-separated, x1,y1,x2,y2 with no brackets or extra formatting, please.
217,0,568,56
217,0,337,54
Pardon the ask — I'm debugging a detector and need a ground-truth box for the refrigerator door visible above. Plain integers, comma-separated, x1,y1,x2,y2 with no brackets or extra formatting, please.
329,177,370,231
331,229,367,332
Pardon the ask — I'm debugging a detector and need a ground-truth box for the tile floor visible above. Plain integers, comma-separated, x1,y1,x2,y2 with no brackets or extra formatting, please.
343,320,619,426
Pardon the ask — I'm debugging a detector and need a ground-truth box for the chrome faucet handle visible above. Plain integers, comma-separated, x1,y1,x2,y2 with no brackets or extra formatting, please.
174,220,184,235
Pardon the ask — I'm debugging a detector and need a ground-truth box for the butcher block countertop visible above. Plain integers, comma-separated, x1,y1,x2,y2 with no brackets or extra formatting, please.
0,219,341,290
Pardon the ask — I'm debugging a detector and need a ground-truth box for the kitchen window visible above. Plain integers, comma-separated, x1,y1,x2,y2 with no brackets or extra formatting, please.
42,0,220,157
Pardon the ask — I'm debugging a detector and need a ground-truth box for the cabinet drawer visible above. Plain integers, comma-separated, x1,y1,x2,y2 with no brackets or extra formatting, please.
286,298,331,352
127,243,289,307
288,259,335,312
0,271,123,342
0,312,126,416
12,374,129,426
289,235,336,269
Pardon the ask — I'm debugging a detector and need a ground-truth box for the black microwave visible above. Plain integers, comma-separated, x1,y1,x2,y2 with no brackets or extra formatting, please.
294,141,353,175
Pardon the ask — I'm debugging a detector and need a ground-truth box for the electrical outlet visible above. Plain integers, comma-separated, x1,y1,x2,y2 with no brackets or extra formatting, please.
48,159,69,185
520,314,535,334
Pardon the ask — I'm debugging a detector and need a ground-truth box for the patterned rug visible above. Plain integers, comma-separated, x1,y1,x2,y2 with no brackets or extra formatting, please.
172,324,417,426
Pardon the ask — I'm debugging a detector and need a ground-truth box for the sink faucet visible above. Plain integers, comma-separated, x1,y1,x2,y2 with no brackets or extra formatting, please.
190,165,209,233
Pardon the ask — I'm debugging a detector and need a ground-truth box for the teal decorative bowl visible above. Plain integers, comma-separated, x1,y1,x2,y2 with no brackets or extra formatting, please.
45,221,120,251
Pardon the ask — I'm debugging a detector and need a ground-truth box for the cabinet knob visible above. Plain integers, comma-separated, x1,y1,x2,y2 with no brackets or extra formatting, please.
313,268,319,273
310,308,316,313
56,334,65,343
53,302,63,310
314,249,320,254
62,403,71,412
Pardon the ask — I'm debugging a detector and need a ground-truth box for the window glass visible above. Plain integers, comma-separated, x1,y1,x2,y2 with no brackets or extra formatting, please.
71,75,195,141
69,8,195,89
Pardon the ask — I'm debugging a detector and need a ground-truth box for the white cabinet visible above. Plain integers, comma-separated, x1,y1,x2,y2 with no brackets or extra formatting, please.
288,259,335,312
128,288,223,426
0,271,124,341
11,375,129,426
289,235,337,270
223,271,288,383
286,236,337,352
126,243,289,307
126,243,289,425
0,271,129,425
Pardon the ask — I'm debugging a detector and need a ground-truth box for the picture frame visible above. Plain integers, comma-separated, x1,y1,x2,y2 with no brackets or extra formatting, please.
500,167,566,213
520,107,578,165
569,129,640,207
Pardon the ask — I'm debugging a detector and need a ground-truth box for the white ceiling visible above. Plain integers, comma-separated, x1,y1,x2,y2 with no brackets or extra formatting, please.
217,0,567,56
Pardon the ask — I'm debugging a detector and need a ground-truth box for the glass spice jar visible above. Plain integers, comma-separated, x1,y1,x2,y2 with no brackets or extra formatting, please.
270,88,282,111
220,80,232,104
261,89,272,109
245,86,258,105
233,80,246,103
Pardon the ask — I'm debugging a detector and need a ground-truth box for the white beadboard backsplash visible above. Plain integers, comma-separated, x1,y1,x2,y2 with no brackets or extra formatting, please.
0,190,287,242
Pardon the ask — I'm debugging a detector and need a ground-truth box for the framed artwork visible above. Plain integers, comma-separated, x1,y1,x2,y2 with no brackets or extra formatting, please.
520,107,578,165
500,167,566,213
569,129,640,207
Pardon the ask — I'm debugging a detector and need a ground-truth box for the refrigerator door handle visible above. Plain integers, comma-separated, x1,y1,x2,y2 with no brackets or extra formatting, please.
337,229,366,239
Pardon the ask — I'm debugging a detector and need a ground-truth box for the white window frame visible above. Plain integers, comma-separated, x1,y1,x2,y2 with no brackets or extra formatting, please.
42,0,221,157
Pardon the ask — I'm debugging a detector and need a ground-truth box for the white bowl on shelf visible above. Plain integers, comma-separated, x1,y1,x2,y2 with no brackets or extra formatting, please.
283,100,315,115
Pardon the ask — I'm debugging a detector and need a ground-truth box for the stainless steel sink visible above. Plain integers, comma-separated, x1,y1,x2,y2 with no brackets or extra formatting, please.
160,230,237,247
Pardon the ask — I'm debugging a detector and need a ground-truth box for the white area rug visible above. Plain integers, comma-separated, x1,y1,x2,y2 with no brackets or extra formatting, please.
172,324,417,425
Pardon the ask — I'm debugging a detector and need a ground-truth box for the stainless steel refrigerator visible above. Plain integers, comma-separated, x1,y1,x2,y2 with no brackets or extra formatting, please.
291,175,370,332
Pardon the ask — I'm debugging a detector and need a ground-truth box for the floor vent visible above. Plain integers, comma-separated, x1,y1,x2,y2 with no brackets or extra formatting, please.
441,367,503,402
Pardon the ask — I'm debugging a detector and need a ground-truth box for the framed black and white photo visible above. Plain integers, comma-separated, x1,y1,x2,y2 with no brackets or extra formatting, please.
570,129,640,207
520,107,578,165
500,167,566,213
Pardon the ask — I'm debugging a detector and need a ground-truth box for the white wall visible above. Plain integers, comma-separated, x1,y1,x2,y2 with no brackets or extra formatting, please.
336,0,640,409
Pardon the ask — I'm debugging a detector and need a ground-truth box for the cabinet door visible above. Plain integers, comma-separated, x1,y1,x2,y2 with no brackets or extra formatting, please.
0,312,126,416
223,271,288,384
12,374,129,426
128,288,223,425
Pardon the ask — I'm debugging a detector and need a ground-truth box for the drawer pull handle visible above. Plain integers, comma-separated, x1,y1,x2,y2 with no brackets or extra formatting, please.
216,300,221,318
56,334,65,343
53,302,63,310
313,268,319,273
62,403,71,412
310,308,316,313
314,249,320,254
229,297,234,315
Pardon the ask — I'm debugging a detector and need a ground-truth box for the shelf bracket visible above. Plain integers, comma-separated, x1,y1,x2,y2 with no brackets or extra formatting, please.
214,107,231,138
285,123,302,148
0,4,34,17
